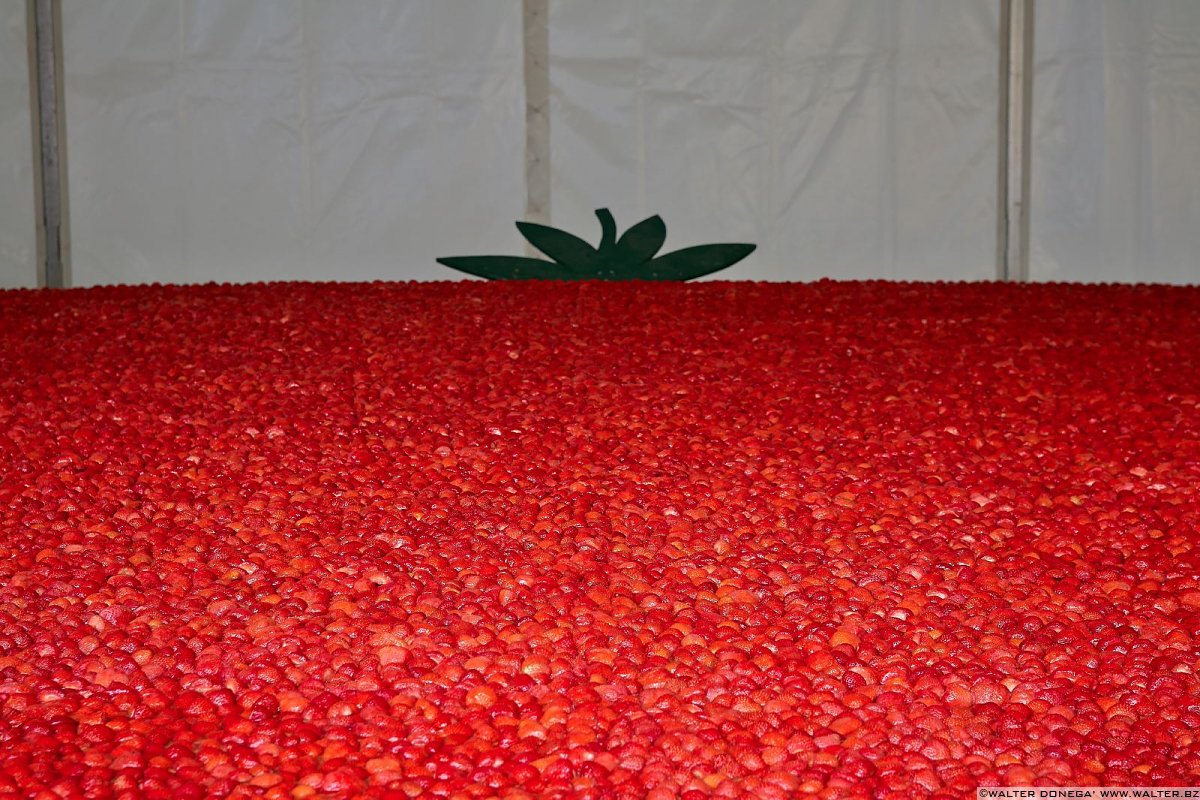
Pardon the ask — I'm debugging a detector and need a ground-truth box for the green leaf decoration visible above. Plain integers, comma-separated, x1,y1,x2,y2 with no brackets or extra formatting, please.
434,256,580,281
515,222,597,267
437,208,755,281
640,243,758,281
612,214,667,265
594,209,618,253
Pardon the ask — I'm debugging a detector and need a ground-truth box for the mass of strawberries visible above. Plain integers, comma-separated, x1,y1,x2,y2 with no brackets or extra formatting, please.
1,279,1198,799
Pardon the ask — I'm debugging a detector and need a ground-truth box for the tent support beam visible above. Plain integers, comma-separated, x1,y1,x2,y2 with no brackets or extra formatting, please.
997,0,1034,282
28,0,69,288
523,0,550,245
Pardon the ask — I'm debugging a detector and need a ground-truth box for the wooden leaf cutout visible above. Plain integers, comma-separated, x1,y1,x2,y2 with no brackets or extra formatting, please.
594,209,618,253
435,256,576,281
613,215,667,265
641,243,757,281
437,208,755,281
515,222,597,267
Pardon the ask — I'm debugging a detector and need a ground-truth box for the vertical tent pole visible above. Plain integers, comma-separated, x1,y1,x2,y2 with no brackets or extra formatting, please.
997,0,1034,282
523,0,551,247
28,0,69,288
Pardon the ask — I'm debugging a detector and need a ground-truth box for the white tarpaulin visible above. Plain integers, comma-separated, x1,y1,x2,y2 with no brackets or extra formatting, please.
548,1,1001,282
0,6,36,289
62,0,525,286
60,0,1003,286
29,2,1198,286
1031,0,1200,284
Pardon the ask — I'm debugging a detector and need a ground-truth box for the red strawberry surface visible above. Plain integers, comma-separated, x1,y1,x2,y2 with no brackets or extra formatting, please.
1,280,1198,799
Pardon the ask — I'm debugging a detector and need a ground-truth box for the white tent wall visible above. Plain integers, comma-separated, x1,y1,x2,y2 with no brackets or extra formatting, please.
1030,0,1200,284
0,6,37,289
60,0,525,287
3,3,1194,287
548,1,1001,282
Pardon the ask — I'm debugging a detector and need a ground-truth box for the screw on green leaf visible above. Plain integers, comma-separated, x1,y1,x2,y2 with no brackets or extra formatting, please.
437,209,754,281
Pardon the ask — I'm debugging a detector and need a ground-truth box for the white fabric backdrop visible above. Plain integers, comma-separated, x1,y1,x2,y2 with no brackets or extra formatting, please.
22,2,1195,286
548,0,1001,282
0,6,36,289
1031,0,1200,284
62,0,525,286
